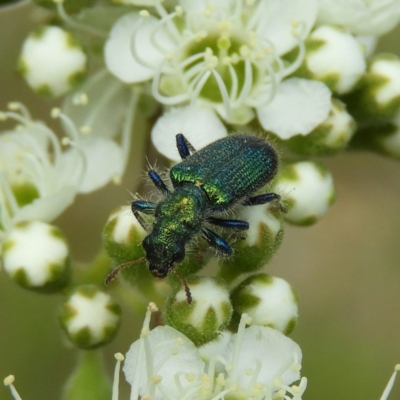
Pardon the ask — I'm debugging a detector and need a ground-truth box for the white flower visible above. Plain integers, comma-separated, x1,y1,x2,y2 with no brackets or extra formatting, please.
0,101,133,241
105,0,325,136
19,26,87,97
120,303,306,400
0,104,85,240
317,0,400,36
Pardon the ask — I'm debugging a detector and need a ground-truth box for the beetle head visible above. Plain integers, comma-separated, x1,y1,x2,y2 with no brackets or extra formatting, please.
143,235,185,278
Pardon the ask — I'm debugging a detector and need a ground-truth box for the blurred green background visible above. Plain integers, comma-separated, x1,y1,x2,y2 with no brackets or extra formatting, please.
0,2,399,400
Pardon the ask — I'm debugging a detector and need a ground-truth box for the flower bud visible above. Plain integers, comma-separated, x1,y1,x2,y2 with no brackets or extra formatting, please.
2,221,70,293
165,277,232,346
59,285,121,349
18,26,87,98
303,25,366,94
274,161,335,226
103,205,152,286
348,54,400,119
231,274,298,334
351,113,400,160
103,205,146,264
218,201,284,282
287,98,356,155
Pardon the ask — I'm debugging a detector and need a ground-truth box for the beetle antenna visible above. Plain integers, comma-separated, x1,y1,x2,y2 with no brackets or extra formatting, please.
172,268,193,304
104,257,146,286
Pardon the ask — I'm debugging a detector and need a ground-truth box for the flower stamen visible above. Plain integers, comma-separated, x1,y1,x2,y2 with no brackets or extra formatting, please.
3,375,22,400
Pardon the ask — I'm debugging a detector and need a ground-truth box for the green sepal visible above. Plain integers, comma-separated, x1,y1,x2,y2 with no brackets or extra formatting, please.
62,351,111,400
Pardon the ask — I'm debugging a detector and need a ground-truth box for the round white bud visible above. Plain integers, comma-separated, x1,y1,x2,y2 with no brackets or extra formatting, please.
18,26,87,97
2,221,70,292
165,277,232,346
103,205,146,264
274,161,335,225
59,285,121,349
231,274,298,334
305,25,366,94
364,54,400,117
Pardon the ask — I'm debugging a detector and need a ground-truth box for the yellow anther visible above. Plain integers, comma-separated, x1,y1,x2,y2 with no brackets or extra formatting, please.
114,352,125,361
3,375,15,386
186,373,196,382
61,137,71,146
148,302,158,312
80,125,91,134
218,20,232,31
139,10,150,18
273,378,282,387
51,108,61,118
291,384,301,393
151,375,162,384
175,5,184,16
240,45,251,57
175,336,184,344
112,175,122,185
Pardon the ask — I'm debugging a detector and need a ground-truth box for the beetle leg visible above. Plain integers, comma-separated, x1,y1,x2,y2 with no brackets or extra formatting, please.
176,133,196,159
148,170,170,195
201,227,232,256
243,193,280,206
131,200,156,230
243,193,287,212
207,216,249,231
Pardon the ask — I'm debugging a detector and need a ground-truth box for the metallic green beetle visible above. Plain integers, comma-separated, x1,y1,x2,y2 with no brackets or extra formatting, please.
106,134,281,302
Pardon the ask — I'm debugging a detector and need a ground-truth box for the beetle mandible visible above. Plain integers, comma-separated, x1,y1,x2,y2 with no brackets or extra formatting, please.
105,134,282,303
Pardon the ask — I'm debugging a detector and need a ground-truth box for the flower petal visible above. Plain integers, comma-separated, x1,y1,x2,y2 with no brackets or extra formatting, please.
256,0,318,55
151,106,228,161
257,78,331,139
199,331,232,363
317,0,400,36
105,13,174,83
124,326,205,400
222,325,302,387
73,138,123,193
12,187,78,224
63,70,130,140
